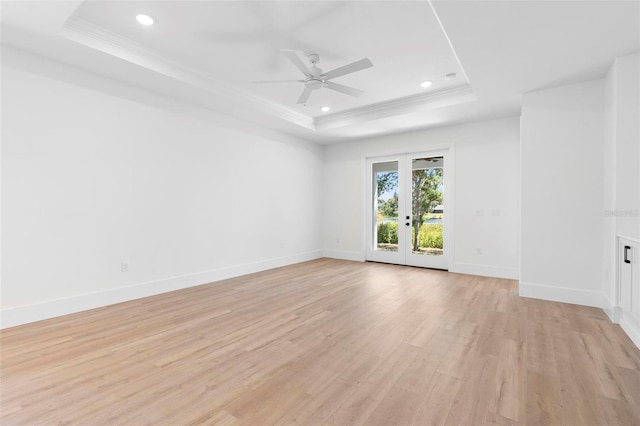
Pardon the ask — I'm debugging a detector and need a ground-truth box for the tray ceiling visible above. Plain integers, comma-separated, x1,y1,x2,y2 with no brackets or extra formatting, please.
2,1,638,143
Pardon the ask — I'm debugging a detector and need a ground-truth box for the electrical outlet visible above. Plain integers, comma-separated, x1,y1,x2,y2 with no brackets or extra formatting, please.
476,248,483,255
121,262,129,272
476,210,484,217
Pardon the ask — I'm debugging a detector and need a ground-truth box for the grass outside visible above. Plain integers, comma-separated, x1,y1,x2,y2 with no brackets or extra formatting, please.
376,221,443,252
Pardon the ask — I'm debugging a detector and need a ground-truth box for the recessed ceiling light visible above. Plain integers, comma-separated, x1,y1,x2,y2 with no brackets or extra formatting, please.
420,80,433,88
136,14,154,26
321,106,330,112
446,72,457,80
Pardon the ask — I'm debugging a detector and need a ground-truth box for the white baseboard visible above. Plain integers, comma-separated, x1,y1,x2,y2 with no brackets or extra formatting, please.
0,250,323,329
620,313,640,350
601,293,621,323
449,262,519,280
518,281,604,308
323,249,365,262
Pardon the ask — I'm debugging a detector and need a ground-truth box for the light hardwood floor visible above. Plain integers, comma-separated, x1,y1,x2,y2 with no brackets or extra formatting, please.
1,258,639,425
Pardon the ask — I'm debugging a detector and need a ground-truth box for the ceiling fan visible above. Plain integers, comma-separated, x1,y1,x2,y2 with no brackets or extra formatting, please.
253,50,373,105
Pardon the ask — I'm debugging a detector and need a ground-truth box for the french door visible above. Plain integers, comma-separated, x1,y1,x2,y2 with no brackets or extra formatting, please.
365,150,450,270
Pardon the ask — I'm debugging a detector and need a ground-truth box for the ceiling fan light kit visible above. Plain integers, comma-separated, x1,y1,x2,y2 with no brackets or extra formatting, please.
253,49,373,105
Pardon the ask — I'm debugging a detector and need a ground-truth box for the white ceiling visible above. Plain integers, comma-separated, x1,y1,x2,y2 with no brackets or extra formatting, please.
2,1,639,144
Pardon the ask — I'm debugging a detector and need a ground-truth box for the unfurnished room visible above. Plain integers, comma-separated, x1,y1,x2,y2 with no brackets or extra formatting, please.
1,0,639,424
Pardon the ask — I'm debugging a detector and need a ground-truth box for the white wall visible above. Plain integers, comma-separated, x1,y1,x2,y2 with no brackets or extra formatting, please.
603,52,640,317
1,50,324,327
613,53,640,238
520,79,604,307
323,116,521,279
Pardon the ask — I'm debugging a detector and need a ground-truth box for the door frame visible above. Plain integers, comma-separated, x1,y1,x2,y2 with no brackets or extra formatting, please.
363,148,455,270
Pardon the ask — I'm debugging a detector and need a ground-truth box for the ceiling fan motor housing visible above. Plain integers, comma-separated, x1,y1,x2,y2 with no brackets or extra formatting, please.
306,79,324,90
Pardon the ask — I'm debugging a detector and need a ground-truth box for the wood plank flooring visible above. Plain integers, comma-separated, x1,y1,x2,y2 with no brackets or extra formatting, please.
1,258,639,425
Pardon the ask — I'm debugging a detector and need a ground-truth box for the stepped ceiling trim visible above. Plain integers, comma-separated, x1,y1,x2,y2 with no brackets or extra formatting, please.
61,15,477,133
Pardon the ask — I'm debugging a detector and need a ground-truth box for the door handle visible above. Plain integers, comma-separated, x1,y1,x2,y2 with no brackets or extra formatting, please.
624,245,631,264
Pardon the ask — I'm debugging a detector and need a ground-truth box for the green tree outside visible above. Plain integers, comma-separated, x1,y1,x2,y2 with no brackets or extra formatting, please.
411,168,443,251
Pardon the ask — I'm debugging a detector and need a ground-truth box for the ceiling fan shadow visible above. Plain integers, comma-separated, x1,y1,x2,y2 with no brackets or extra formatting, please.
196,2,347,70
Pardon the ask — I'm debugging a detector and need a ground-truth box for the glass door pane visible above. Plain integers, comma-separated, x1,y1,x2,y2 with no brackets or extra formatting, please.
410,157,444,256
372,161,399,252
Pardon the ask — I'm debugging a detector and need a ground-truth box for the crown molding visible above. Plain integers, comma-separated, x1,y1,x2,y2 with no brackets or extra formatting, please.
60,16,314,130
314,85,476,130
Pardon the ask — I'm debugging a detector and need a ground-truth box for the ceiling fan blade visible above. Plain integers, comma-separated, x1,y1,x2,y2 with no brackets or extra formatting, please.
297,85,313,104
325,81,364,97
252,80,305,84
322,58,373,80
281,49,311,76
